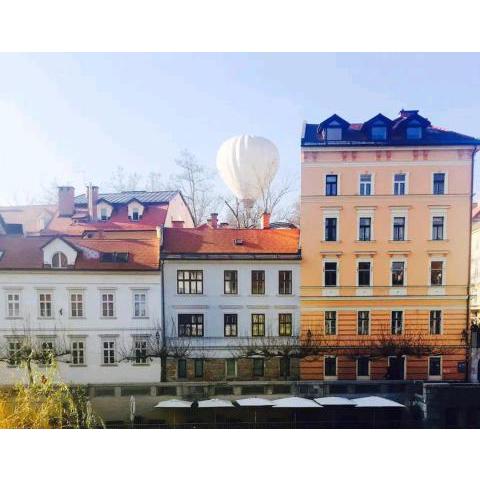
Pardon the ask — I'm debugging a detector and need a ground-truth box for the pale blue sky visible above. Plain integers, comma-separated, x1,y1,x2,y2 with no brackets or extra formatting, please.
0,53,479,204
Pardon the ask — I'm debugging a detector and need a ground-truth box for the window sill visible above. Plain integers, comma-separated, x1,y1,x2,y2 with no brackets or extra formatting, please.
428,375,442,381
355,240,376,244
37,317,54,320
69,317,86,320
321,240,342,244
100,317,117,320
222,293,239,296
69,364,87,367
388,240,411,244
132,363,150,367
5,316,23,320
101,364,118,367
249,294,267,297
428,239,449,242
132,316,150,320
324,376,338,381
356,376,371,381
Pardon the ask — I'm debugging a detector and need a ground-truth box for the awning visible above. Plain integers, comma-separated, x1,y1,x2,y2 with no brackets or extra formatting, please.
197,399,234,408
235,397,275,407
272,397,322,408
314,396,355,406
352,396,406,408
154,399,193,408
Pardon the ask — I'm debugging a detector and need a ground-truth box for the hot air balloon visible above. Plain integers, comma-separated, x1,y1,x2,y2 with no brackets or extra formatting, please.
216,135,279,207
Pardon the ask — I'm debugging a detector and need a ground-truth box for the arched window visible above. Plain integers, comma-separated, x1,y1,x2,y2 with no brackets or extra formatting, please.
52,252,68,269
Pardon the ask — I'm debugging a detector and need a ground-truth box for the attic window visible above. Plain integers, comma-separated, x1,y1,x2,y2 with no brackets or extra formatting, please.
234,239,244,246
325,127,342,141
371,125,387,141
0,251,4,261
100,207,108,221
406,123,422,140
132,208,140,221
100,252,129,263
52,252,68,269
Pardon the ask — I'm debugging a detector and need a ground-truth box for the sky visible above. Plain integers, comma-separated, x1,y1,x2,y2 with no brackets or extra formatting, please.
0,53,479,205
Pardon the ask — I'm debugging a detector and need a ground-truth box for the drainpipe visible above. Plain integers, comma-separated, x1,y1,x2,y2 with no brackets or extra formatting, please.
466,145,478,381
160,258,167,382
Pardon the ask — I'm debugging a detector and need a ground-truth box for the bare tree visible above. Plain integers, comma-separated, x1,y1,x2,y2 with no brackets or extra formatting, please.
145,171,163,192
109,166,142,192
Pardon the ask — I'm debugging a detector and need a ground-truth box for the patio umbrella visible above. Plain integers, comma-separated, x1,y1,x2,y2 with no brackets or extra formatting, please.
314,396,355,406
352,396,405,408
154,399,193,428
272,397,322,428
197,399,234,427
235,397,274,426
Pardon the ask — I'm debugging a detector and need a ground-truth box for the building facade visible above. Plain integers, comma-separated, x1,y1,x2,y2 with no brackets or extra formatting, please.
300,110,479,381
470,206,480,382
161,218,301,382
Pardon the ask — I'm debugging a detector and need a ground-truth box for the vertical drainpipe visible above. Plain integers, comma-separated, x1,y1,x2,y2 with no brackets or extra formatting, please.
160,258,167,382
466,145,478,381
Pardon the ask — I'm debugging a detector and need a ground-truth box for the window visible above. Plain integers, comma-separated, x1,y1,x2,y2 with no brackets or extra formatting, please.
359,174,372,196
226,358,237,378
391,261,405,286
393,217,405,241
6,292,20,318
178,314,204,337
253,358,265,377
430,311,442,335
133,291,147,317
194,359,204,378
388,356,405,380
432,216,444,240
178,359,187,379
326,175,338,196
71,339,85,365
177,270,203,294
325,311,337,335
70,292,84,318
394,174,406,195
406,125,422,140
279,313,293,336
51,252,68,269
430,261,444,286
41,340,55,365
8,339,22,366
132,208,140,221
359,217,371,241
358,262,371,287
326,127,342,141
357,311,370,335
279,271,292,295
280,357,290,378
357,357,370,378
101,292,115,317
39,292,53,318
429,356,442,377
134,338,148,365
324,356,337,377
252,314,265,337
371,125,387,141
100,252,129,263
224,270,238,294
324,262,338,287
433,173,445,195
100,207,108,221
251,270,265,295
224,314,238,337
102,340,116,365
391,311,403,335
325,217,337,241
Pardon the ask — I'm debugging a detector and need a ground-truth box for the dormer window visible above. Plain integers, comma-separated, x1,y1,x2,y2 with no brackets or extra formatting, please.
100,207,108,221
132,208,140,221
371,125,387,141
326,127,342,141
52,252,68,269
406,123,422,140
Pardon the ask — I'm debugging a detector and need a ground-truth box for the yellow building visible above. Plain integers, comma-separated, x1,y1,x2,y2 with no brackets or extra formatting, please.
300,110,479,382
470,207,480,381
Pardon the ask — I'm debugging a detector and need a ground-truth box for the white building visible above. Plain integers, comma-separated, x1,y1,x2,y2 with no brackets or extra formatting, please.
161,215,301,382
0,231,163,386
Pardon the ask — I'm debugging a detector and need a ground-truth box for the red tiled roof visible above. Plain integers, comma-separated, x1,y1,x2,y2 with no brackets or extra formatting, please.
162,227,300,255
44,204,168,236
0,232,160,270
0,205,56,234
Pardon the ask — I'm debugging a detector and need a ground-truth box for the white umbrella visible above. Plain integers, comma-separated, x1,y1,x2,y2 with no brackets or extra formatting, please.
129,396,136,428
197,399,234,408
154,399,193,408
272,397,322,408
314,396,355,406
235,397,275,407
352,396,406,408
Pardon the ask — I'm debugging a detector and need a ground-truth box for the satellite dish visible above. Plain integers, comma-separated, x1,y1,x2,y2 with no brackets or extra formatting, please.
216,135,279,207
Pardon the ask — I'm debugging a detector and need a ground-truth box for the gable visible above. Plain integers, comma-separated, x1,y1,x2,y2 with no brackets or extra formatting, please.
42,237,78,267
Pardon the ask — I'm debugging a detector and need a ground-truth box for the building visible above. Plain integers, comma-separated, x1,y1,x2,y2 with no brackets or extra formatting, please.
469,206,480,382
300,110,479,382
0,230,163,386
160,214,301,382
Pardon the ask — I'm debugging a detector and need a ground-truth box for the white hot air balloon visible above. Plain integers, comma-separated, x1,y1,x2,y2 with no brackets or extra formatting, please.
216,135,279,207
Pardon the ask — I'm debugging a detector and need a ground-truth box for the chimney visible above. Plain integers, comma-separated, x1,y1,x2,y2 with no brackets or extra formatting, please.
220,222,229,229
399,109,419,118
58,186,75,217
86,184,99,222
261,211,271,229
172,219,184,228
210,213,218,229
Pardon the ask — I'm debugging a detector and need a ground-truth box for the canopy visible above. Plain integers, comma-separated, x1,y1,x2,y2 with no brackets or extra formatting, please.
154,399,193,408
352,396,406,408
272,397,322,408
314,396,355,406
197,399,234,408
235,397,275,407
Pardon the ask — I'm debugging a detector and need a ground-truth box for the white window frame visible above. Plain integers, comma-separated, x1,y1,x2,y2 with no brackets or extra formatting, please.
5,290,22,318
429,257,446,287
38,290,54,319
428,355,443,380
99,289,116,318
430,208,448,241
69,289,85,319
51,251,68,269
357,310,370,335
356,207,375,242
356,258,372,287
70,337,86,366
432,172,448,195
391,310,404,335
429,310,443,335
390,258,407,287
133,335,149,365
225,358,237,379
390,208,409,241
324,310,337,336
356,357,371,380
393,172,409,195
323,259,339,287
324,355,338,380
7,336,23,366
39,336,56,365
132,290,148,318
324,173,340,196
101,336,117,365
322,208,341,242
359,172,374,196
388,355,407,380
